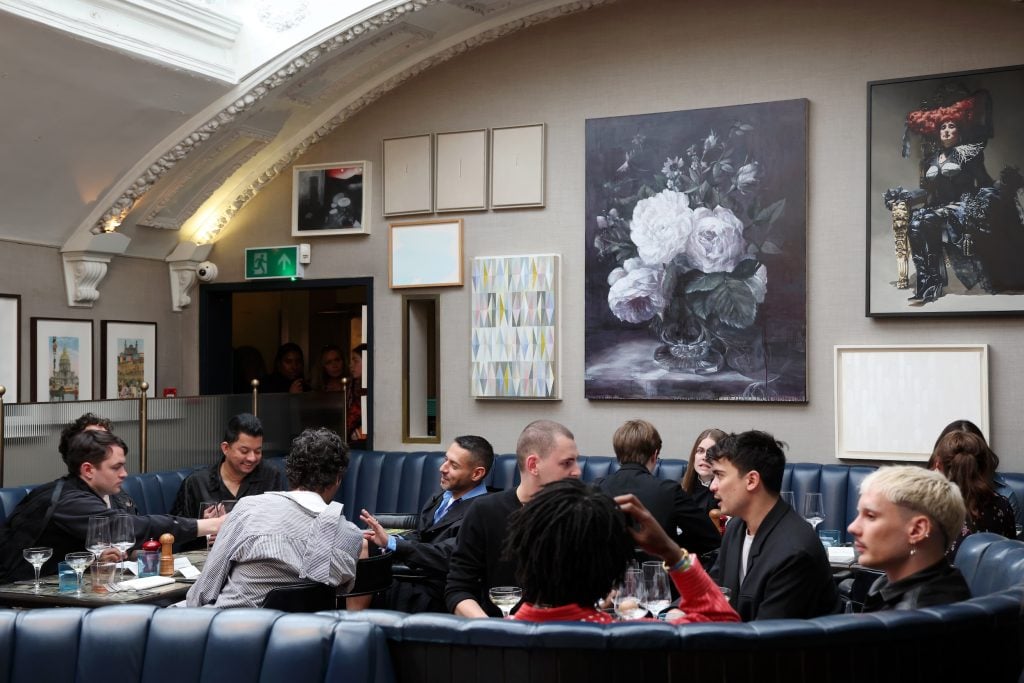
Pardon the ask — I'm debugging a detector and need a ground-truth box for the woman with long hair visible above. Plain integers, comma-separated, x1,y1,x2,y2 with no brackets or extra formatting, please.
928,430,1015,557
935,419,1021,533
681,428,726,515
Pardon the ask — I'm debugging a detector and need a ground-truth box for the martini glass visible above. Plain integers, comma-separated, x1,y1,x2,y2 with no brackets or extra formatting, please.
22,547,52,592
65,552,94,596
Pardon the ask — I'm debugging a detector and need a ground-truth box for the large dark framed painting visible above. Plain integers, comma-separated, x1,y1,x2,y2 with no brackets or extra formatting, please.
585,99,807,402
867,64,1024,317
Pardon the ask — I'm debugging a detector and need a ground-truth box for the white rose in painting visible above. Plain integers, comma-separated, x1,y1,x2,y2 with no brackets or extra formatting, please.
629,190,694,265
684,206,748,273
608,264,666,324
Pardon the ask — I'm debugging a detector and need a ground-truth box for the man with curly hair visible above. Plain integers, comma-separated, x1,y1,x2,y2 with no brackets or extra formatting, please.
187,427,364,608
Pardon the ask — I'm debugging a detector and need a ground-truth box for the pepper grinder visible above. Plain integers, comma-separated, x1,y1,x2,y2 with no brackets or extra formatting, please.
159,533,175,576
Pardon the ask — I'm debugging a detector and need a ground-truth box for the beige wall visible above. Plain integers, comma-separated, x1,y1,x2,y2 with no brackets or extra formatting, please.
0,240,186,399
6,0,1024,466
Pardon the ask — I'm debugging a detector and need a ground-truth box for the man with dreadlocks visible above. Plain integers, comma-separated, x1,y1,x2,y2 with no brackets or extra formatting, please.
505,478,739,624
446,419,581,618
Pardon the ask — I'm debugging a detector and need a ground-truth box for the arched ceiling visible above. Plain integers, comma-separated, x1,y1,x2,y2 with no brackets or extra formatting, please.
0,0,612,263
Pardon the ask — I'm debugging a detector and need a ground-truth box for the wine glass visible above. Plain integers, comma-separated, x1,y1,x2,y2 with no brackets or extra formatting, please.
65,552,94,595
613,569,647,621
643,566,672,617
110,514,136,581
780,491,795,509
22,547,52,592
802,492,825,530
86,516,111,559
488,586,522,618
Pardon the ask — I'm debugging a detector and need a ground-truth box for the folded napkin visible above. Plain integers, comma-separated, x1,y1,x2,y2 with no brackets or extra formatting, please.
113,576,175,591
828,546,856,564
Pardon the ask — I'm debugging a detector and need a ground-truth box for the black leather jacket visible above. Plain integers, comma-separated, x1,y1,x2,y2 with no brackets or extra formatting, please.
862,560,970,612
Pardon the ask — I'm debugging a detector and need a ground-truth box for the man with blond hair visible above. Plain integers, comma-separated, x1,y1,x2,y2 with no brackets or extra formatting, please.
445,419,580,618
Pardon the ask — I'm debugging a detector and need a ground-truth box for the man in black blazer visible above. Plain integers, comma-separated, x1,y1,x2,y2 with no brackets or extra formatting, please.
596,419,720,556
361,435,494,612
707,431,839,621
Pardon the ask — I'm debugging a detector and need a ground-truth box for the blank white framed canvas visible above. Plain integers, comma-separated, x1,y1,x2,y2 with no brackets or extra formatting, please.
490,123,545,209
383,134,432,216
435,129,487,212
834,344,988,461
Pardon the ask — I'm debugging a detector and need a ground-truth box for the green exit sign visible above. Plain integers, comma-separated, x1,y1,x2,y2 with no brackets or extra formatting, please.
245,246,305,280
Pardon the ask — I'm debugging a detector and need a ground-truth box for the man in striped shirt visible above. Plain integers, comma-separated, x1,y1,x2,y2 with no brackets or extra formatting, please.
187,427,364,608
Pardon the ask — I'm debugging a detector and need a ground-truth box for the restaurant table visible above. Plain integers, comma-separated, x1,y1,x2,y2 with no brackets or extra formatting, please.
0,550,207,609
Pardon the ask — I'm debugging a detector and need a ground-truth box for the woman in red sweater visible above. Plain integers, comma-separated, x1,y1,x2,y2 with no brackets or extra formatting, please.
504,478,738,624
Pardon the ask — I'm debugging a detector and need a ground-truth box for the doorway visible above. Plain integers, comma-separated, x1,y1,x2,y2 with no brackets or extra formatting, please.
198,277,372,448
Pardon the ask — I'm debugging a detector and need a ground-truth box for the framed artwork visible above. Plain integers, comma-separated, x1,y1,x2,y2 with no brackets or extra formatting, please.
31,317,93,402
292,161,370,236
383,135,432,216
490,123,545,208
585,99,808,401
471,254,559,399
102,321,157,399
834,345,988,461
0,294,20,403
436,129,488,212
389,219,464,289
867,64,1024,316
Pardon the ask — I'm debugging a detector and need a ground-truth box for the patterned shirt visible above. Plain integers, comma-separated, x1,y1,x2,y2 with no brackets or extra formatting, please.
186,491,363,608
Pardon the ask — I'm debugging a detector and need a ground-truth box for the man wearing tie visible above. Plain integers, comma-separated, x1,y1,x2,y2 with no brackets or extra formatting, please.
361,435,494,612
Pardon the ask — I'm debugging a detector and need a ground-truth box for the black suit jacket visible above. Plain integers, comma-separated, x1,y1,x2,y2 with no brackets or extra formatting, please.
596,463,721,555
710,498,840,621
388,491,479,612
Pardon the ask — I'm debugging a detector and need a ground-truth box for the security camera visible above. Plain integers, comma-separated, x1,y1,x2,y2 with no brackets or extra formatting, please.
196,261,218,282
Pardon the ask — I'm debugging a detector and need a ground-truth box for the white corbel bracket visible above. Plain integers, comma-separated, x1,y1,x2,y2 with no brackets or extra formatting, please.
166,242,214,312
60,232,131,308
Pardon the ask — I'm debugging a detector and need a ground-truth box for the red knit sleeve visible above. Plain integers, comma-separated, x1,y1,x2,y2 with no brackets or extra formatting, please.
666,556,741,624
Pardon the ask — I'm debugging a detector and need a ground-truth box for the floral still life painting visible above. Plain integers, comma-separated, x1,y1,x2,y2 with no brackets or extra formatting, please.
584,99,807,401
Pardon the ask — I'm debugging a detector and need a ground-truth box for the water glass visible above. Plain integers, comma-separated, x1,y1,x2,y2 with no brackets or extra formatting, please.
780,491,795,509
57,561,77,593
91,561,118,593
137,550,160,578
614,569,647,621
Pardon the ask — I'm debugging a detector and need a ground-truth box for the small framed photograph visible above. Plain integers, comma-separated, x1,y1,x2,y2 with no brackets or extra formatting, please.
102,321,157,399
389,219,464,289
0,294,20,403
31,317,93,402
491,123,545,209
383,135,432,216
292,161,370,236
435,129,488,212
834,344,988,461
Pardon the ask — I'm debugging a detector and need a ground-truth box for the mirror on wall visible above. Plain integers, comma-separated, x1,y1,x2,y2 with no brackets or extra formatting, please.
403,294,439,443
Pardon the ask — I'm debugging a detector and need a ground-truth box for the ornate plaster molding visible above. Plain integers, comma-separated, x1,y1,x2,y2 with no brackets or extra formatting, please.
445,0,513,17
166,241,213,311
200,0,615,242
139,128,271,230
92,0,439,235
60,231,131,307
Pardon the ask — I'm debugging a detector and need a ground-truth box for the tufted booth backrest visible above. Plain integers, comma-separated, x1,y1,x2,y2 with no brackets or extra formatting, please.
327,533,1024,683
0,452,1017,542
0,605,394,683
